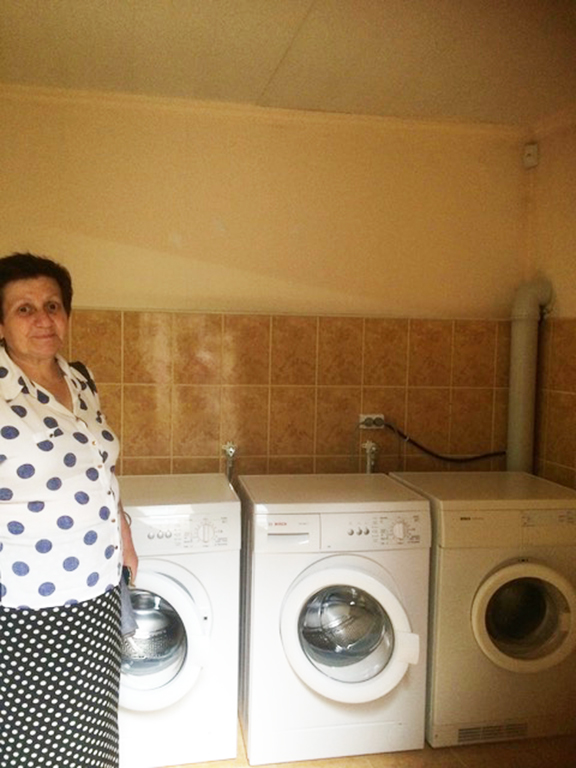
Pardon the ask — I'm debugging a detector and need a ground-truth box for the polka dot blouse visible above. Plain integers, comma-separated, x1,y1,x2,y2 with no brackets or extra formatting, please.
0,348,122,609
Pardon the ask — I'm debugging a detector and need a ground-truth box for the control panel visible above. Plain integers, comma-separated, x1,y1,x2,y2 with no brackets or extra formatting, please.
129,510,241,555
321,510,430,551
521,508,576,546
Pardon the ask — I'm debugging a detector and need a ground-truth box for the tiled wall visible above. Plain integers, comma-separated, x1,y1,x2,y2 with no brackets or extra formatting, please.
68,310,511,479
537,318,576,489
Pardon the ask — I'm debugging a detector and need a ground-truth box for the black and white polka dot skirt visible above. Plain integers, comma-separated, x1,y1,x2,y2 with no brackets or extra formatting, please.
0,587,122,768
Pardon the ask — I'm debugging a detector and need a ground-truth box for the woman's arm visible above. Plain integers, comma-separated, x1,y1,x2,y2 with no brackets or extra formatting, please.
119,502,139,584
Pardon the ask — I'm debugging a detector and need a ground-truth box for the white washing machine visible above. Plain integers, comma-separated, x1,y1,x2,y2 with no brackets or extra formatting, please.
238,473,431,765
391,471,576,748
117,474,241,768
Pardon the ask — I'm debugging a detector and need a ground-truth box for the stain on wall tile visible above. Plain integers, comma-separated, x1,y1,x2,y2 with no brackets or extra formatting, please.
222,315,270,385
124,312,172,384
173,313,222,385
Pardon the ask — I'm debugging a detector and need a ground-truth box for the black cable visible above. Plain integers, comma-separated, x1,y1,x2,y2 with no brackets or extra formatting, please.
362,416,506,464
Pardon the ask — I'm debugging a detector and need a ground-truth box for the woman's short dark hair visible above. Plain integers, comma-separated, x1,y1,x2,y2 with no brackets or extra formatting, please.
0,252,73,321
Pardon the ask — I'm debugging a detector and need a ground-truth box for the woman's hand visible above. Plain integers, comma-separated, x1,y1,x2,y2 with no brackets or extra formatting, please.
119,502,139,584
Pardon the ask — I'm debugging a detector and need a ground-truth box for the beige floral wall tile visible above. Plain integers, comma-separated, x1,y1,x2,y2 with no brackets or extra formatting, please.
544,391,576,467
403,453,451,472
493,387,509,453
123,384,171,457
122,458,172,476
222,315,270,385
318,317,363,385
450,388,494,455
316,386,362,455
406,387,451,456
269,457,315,474
364,319,409,386
97,383,122,438
173,313,222,385
124,311,172,384
172,385,221,457
315,456,360,473
271,316,317,385
220,386,269,456
231,456,268,478
549,318,576,393
269,386,315,456
452,320,497,388
408,320,453,387
71,309,122,383
173,458,221,474
495,321,511,388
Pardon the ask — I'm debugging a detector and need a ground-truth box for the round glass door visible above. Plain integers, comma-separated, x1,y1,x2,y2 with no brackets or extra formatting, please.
280,556,420,703
120,560,211,711
299,585,394,683
122,589,187,684
471,561,576,673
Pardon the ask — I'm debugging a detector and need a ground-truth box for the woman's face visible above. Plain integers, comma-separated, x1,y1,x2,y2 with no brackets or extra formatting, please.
0,276,69,367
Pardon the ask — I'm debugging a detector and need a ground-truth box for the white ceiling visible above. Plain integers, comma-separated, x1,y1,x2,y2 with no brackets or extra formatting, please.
1,0,576,127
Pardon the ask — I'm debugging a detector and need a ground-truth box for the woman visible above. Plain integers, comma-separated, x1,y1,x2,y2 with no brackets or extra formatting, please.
0,252,137,768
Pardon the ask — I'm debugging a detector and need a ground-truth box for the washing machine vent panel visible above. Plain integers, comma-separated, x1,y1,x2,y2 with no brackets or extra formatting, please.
457,722,528,744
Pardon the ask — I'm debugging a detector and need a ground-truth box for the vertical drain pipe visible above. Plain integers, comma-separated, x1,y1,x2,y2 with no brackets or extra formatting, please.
506,278,553,472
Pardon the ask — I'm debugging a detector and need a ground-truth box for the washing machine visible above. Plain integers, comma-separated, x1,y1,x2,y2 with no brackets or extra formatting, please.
391,471,576,748
238,473,431,765
117,474,241,768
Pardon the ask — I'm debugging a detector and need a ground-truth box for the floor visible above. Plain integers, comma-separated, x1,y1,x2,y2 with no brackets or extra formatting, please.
173,727,576,768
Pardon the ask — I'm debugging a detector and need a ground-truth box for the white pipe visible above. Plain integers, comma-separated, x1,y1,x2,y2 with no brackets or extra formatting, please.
506,278,553,472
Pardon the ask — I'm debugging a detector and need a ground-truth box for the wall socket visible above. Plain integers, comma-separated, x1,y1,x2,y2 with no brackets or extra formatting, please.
359,414,385,429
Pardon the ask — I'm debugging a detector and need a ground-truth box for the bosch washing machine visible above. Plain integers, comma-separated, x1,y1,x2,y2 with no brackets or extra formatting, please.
117,474,241,768
391,471,576,748
238,473,431,765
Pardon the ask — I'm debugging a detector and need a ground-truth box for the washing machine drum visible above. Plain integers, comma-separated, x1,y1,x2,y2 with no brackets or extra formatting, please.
280,556,420,704
122,589,186,675
472,561,576,673
299,585,394,677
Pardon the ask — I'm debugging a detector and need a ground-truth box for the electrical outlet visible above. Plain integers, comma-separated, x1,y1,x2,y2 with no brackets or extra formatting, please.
359,414,385,429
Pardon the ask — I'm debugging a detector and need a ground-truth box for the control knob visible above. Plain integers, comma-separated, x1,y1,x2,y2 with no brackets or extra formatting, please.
392,521,408,541
196,522,216,544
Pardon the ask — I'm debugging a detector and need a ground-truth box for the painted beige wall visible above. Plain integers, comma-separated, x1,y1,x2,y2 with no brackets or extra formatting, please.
533,110,576,318
1,86,529,318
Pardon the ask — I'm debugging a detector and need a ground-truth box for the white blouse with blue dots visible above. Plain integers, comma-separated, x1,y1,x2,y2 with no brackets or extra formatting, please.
0,348,123,609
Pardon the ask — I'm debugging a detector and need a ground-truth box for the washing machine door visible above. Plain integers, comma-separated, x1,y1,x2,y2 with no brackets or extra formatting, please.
120,559,211,711
280,555,420,704
471,561,576,673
